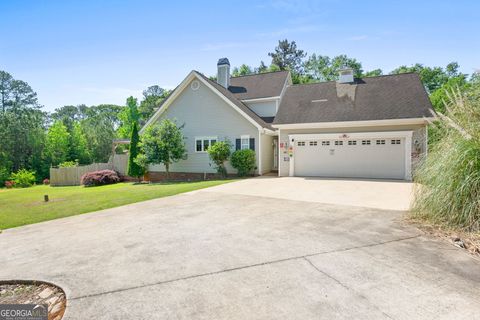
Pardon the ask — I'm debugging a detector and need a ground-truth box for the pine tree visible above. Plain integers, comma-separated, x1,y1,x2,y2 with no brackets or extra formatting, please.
127,122,144,181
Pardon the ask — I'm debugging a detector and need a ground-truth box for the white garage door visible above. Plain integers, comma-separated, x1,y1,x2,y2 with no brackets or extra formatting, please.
293,137,406,179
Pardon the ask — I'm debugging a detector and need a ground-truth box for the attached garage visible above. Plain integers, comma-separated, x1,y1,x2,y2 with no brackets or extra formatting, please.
289,131,413,180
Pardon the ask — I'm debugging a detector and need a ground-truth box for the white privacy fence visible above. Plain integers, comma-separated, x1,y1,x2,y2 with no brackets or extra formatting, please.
50,154,128,186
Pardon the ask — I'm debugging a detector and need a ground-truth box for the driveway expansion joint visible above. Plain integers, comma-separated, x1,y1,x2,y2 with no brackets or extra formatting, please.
69,234,421,301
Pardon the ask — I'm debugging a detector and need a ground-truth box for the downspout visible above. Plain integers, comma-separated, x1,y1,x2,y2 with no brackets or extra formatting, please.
258,128,262,175
278,128,281,177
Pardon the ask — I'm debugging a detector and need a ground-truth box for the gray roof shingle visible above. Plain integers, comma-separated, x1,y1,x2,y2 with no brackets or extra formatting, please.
228,71,289,100
273,73,434,125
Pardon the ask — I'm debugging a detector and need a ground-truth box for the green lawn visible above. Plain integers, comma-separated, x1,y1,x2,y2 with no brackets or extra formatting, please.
0,180,232,230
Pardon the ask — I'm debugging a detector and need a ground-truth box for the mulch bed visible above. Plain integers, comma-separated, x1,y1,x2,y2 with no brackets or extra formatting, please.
0,281,66,320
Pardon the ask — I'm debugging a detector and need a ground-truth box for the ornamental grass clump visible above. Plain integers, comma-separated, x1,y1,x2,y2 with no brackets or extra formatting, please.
412,86,480,231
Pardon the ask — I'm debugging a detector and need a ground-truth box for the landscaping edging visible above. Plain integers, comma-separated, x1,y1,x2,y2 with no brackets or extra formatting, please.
0,280,66,320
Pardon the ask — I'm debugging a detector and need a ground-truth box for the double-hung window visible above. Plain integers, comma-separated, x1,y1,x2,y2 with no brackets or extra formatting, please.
195,136,217,152
241,135,250,150
235,135,255,151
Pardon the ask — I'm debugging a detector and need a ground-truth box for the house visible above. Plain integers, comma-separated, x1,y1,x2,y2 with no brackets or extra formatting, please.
141,58,434,181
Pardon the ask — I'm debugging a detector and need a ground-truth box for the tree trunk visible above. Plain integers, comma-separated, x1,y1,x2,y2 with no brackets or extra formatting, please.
165,163,170,181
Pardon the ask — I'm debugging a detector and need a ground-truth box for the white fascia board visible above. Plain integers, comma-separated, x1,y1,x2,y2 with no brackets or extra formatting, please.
272,118,434,130
241,96,280,103
261,128,277,136
139,71,197,134
288,131,413,141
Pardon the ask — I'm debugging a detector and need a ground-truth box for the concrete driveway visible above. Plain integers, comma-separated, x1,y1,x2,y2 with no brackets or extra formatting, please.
1,177,479,319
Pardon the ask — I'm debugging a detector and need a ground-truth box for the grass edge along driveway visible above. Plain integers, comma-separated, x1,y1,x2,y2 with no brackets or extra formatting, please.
0,180,233,230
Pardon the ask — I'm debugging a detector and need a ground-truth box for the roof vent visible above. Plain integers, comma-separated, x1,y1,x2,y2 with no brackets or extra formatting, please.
338,68,354,83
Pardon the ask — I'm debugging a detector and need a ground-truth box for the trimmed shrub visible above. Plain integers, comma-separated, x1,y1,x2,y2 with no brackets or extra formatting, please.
4,181,15,189
43,178,50,185
81,169,120,187
207,141,231,177
231,149,256,177
59,160,78,168
10,169,36,188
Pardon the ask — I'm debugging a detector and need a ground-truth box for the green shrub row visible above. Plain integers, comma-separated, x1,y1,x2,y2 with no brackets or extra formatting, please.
2,169,37,188
207,141,256,177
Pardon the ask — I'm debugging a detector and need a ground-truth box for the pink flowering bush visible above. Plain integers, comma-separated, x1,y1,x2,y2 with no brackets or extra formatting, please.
4,180,15,188
80,170,120,187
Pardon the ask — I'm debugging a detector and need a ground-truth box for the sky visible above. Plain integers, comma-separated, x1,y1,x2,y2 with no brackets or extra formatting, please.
1,0,479,112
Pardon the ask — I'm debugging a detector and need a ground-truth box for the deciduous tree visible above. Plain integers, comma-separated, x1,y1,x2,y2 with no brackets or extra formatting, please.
304,54,363,81
45,121,70,166
140,119,187,180
138,86,170,124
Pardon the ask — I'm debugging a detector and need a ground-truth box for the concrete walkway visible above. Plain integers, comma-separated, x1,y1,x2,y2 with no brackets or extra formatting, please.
0,178,479,319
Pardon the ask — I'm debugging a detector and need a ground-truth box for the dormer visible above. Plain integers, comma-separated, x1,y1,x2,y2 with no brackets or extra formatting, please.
223,64,291,122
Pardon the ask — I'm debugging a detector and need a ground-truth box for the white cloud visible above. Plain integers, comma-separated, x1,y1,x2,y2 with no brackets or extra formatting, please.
256,25,320,38
347,35,369,41
200,42,250,52
78,86,143,98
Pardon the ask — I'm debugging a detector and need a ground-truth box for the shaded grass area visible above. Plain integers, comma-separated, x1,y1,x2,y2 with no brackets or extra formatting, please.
0,180,232,229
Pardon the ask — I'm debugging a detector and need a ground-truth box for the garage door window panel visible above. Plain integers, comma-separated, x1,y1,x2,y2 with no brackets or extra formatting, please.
391,139,401,145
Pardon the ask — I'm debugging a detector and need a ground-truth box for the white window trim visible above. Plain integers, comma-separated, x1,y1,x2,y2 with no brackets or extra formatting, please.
195,136,218,153
240,135,250,150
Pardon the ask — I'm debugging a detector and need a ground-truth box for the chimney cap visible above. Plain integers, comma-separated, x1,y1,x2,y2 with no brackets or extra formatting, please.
338,68,354,74
217,58,230,66
337,68,354,83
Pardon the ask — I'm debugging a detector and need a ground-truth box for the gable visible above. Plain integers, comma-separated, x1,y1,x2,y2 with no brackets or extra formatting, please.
141,71,271,134
155,78,259,137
